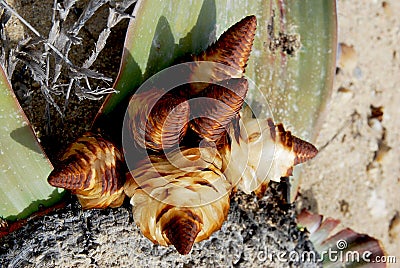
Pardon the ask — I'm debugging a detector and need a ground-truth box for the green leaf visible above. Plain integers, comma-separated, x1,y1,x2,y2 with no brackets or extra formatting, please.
94,0,337,201
0,66,64,221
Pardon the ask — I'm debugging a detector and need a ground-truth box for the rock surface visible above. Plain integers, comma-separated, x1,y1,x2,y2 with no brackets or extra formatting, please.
1,184,320,267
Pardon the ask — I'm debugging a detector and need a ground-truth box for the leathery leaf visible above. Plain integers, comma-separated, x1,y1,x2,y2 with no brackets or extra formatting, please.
0,66,64,221
95,0,337,201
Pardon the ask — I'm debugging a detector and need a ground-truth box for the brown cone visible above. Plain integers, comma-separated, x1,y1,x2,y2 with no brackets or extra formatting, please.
128,89,190,151
194,15,257,73
267,119,318,165
190,77,248,142
292,136,319,165
48,132,125,209
163,211,201,255
189,15,257,94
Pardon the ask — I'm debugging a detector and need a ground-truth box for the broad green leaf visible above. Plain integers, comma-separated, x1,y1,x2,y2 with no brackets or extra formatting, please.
95,0,337,200
0,66,64,221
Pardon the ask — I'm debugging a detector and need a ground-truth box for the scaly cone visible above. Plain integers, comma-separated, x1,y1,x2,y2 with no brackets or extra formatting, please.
48,132,125,209
268,119,318,166
189,15,257,94
190,77,248,142
220,111,318,196
124,147,231,255
127,88,190,151
163,210,202,255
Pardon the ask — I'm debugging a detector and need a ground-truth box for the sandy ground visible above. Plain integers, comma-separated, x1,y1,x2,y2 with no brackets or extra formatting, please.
299,0,400,262
2,0,399,266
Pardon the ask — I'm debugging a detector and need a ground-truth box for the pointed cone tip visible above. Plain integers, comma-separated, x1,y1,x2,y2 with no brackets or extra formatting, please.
293,137,318,165
164,216,200,255
48,167,76,189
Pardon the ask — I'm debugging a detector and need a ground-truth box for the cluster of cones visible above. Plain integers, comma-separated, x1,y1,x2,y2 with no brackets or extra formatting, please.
48,15,318,255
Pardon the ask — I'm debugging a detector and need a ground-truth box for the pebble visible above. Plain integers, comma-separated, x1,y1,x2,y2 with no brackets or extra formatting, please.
337,43,358,73
389,211,400,242
367,190,388,218
382,1,392,17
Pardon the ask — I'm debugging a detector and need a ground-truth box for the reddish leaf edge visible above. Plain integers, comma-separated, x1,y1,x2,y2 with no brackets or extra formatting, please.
297,209,387,267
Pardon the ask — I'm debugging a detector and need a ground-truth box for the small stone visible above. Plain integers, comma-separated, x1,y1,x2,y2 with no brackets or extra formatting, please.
389,211,400,242
367,191,388,218
337,87,352,93
337,43,358,74
382,1,392,17
337,87,354,101
375,141,391,162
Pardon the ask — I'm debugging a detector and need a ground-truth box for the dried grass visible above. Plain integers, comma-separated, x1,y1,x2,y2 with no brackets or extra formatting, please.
0,0,136,116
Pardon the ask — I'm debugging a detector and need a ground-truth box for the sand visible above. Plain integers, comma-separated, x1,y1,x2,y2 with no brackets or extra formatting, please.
299,0,400,261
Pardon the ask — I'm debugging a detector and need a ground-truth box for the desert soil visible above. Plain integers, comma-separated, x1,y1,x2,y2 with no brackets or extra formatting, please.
299,0,400,262
1,0,399,266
